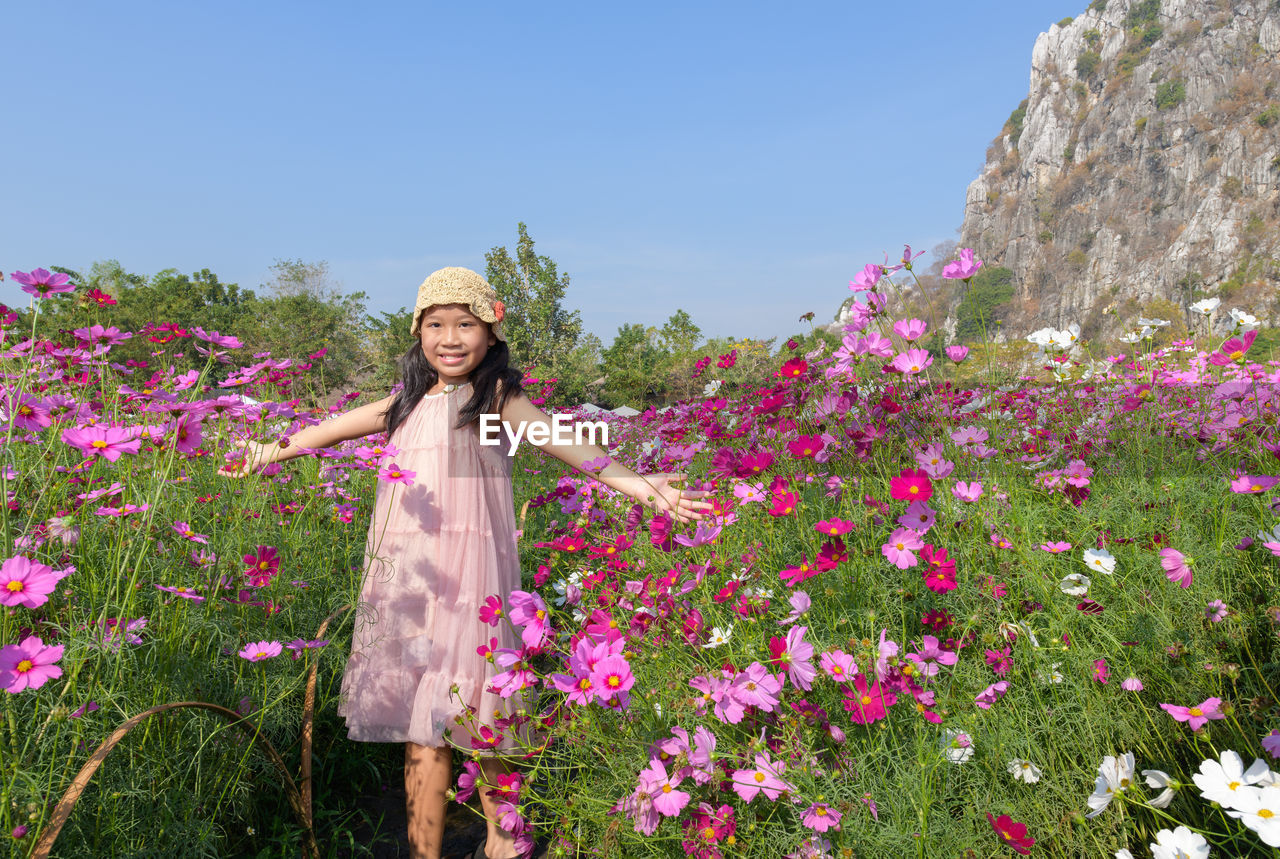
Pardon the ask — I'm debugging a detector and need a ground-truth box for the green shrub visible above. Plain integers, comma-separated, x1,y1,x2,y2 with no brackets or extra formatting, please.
1058,16,1075,26
1083,27,1102,48
1138,23,1163,47
1126,0,1160,28
1075,50,1102,79
1063,142,1076,161
1066,248,1089,269
1223,175,1244,199
1117,45,1150,76
1088,0,1107,11
1155,79,1187,110
1135,115,1149,131
1257,104,1279,127
1038,230,1054,244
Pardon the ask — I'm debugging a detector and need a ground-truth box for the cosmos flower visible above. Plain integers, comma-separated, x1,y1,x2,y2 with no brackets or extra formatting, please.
1007,759,1042,784
0,636,64,692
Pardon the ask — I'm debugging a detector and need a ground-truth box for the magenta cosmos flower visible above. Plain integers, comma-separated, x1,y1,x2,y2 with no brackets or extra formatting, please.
0,556,61,609
238,640,283,661
61,424,142,462
801,801,842,833
1160,697,1226,731
10,268,75,298
242,545,281,587
377,462,416,485
0,636,64,692
842,673,895,724
941,248,983,280
890,468,933,502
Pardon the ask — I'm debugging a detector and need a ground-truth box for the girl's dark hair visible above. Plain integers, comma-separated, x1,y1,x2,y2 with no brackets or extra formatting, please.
382,331,525,439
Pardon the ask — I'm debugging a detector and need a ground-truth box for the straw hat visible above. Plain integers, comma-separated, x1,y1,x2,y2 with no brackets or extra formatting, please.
408,267,506,342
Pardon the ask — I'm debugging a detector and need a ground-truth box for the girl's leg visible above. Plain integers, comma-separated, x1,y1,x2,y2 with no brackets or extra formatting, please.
405,742,452,859
477,757,518,859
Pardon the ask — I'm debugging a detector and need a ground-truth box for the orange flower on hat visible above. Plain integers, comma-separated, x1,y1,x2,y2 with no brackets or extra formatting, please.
493,300,505,322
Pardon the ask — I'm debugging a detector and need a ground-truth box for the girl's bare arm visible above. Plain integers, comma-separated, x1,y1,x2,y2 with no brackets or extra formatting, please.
498,389,713,522
219,394,396,476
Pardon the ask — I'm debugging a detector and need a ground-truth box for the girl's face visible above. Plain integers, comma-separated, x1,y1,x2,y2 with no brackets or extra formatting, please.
418,303,497,385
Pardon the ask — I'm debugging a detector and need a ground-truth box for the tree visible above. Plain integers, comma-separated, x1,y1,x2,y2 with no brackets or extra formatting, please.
484,224,584,377
600,323,664,408
657,309,702,355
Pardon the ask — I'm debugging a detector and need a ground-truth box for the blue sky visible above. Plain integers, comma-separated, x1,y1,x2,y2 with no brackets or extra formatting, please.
2,1,1082,351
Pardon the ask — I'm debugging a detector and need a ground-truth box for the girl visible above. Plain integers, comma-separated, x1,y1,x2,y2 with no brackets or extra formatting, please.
221,266,712,859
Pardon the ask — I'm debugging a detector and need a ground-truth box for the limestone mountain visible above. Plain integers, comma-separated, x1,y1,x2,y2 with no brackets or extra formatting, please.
955,0,1280,344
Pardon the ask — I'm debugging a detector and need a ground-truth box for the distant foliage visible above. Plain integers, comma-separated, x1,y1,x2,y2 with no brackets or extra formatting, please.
1125,0,1160,29
955,266,1015,343
1005,98,1030,146
1057,16,1074,27
1257,104,1279,127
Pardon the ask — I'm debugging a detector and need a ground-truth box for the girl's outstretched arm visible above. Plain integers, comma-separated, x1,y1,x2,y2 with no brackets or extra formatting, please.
218,394,396,477
497,390,713,524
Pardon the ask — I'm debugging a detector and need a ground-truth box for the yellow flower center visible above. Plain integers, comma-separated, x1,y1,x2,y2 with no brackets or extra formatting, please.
1189,707,1203,717
702,826,716,840
255,651,267,659
91,440,108,448
754,772,765,783
908,486,918,494
662,784,671,794
1259,809,1274,820
607,676,620,688
816,807,827,816
6,580,23,592
16,659,33,673
861,695,872,706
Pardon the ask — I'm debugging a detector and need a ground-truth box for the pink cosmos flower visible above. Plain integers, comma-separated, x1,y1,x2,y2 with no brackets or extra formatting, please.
590,654,635,703
237,640,283,661
0,556,61,609
1039,541,1072,553
1160,697,1225,731
508,589,552,649
882,527,923,569
768,625,817,691
172,521,210,544
1208,329,1257,365
896,500,936,533
920,544,957,594
1,392,52,432
904,635,957,678
378,462,416,485
10,268,75,298
1121,676,1144,692
1206,599,1228,622
850,262,882,292
814,517,854,537
819,649,857,683
950,425,988,445
890,348,933,376
61,424,141,462
974,680,1010,709
782,590,811,625
0,636,65,692
731,752,793,802
639,758,691,817
1229,473,1279,494
732,662,783,712
945,344,969,363
1263,729,1280,759
1093,658,1109,684
801,802,842,833
892,318,928,342
155,584,204,602
952,481,983,503
1159,548,1193,588
941,248,983,280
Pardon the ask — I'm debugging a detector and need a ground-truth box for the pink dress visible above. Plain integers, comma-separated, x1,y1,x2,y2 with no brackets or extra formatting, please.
337,382,523,749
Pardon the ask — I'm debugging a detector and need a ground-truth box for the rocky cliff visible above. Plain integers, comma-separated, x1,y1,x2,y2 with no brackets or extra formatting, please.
958,0,1280,341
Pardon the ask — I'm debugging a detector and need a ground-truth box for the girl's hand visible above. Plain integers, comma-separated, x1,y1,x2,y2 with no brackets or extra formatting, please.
217,439,277,478
641,473,714,524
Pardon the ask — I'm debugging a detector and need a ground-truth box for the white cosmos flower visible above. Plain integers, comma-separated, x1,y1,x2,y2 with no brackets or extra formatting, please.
1038,662,1064,684
1086,752,1135,818
1026,327,1056,348
1138,317,1171,328
1007,758,1043,783
701,625,733,649
1232,783,1280,847
1114,851,1134,859
1118,330,1145,344
1149,826,1210,859
1083,547,1117,574
1190,297,1221,317
1060,572,1091,596
1229,307,1259,331
1142,769,1176,808
702,379,722,397
1193,749,1274,809
940,728,974,764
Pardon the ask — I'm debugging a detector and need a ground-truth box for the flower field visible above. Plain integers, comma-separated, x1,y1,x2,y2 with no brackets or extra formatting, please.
2,256,1279,858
